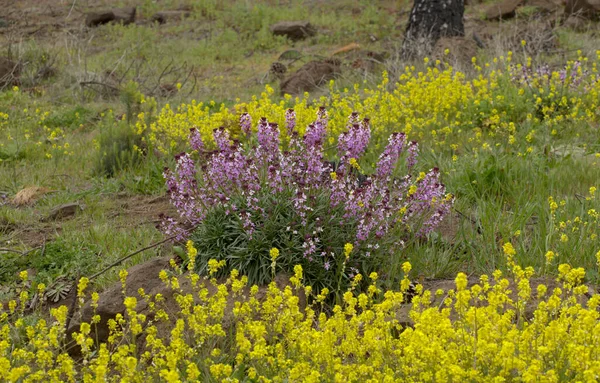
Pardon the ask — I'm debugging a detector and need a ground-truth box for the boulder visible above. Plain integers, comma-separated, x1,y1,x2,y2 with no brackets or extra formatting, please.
151,10,190,24
67,256,306,357
66,257,173,356
85,11,114,27
485,0,523,20
565,0,600,18
432,36,479,68
270,21,316,41
337,49,387,73
85,7,136,28
280,59,341,96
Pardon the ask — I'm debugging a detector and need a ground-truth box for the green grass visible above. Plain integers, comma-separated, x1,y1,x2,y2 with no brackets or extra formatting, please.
1,0,600,304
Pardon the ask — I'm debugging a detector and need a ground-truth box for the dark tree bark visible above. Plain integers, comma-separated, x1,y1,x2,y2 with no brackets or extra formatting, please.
401,0,465,60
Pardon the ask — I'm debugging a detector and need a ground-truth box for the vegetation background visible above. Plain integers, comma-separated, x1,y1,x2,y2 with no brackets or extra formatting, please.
0,0,599,315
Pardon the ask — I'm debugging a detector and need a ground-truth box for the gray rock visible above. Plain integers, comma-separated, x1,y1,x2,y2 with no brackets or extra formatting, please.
66,256,306,357
280,59,341,96
270,21,316,41
85,7,136,28
485,0,523,20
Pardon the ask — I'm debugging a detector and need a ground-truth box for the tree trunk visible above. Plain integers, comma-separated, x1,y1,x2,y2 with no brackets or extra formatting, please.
401,0,465,60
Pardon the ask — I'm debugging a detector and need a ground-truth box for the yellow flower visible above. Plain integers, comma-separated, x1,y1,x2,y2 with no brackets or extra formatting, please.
401,261,412,274
77,277,89,298
348,157,361,171
502,242,516,257
344,243,353,259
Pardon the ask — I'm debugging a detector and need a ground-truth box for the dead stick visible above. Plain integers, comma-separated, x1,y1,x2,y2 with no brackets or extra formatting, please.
88,233,185,281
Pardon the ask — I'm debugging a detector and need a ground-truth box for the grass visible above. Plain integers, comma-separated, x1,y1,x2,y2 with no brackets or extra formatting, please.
2,1,600,381
1,0,600,303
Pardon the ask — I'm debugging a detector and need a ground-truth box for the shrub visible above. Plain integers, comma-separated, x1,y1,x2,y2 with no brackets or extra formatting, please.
162,109,453,292
94,116,142,177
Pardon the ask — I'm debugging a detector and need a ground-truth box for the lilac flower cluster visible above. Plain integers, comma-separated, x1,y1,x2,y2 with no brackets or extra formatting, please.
162,108,453,269
240,113,252,137
338,118,371,163
188,128,204,152
510,61,595,89
285,109,296,135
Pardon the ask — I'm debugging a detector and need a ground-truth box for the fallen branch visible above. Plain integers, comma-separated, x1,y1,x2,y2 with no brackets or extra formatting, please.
0,246,42,257
88,232,184,281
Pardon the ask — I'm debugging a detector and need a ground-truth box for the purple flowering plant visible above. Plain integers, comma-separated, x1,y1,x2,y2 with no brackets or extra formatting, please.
162,109,453,291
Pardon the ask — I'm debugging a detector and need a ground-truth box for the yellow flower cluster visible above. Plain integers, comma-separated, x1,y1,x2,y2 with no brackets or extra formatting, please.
546,187,600,267
2,254,599,382
136,55,600,157
0,87,74,161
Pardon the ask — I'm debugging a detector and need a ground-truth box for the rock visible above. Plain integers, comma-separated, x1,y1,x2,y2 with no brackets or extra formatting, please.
151,10,190,24
43,203,83,221
432,36,479,68
280,59,341,96
66,257,173,357
0,58,21,88
85,7,136,28
67,256,306,357
270,21,316,41
342,50,387,74
565,0,600,19
85,11,114,27
485,0,523,20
